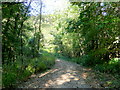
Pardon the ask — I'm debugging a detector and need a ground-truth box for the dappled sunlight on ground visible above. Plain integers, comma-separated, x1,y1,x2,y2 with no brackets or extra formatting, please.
18,59,91,88
45,72,80,86
81,73,88,79
38,69,59,78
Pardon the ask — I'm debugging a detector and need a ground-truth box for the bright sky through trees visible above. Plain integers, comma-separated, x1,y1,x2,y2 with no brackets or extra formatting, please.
27,0,69,15
27,1,107,16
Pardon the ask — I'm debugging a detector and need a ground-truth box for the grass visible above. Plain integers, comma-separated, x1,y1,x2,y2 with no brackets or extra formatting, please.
2,51,56,88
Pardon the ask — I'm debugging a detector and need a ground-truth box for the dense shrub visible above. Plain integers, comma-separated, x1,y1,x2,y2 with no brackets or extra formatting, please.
2,52,56,88
68,56,120,75
2,65,17,87
70,56,119,74
71,55,102,67
94,58,120,74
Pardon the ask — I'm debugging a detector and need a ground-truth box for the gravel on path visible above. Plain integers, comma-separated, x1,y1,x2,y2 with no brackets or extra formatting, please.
18,59,93,88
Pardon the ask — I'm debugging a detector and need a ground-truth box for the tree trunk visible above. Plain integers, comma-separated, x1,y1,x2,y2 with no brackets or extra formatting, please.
38,0,42,51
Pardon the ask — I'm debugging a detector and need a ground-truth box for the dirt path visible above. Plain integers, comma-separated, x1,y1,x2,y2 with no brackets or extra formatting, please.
18,59,94,88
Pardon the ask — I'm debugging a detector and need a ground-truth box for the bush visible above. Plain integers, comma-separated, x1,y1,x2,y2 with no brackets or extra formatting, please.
40,52,55,69
29,52,55,72
37,61,47,71
71,57,81,64
2,51,56,88
68,56,119,75
2,65,17,87
78,55,95,66
3,72,17,87
20,69,31,80
94,58,120,74
26,65,35,74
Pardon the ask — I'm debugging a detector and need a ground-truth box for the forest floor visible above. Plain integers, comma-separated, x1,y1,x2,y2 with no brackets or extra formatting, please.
18,59,117,88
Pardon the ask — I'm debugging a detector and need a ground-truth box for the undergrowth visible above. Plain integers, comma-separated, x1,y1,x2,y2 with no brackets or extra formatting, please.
2,51,55,88
59,54,120,88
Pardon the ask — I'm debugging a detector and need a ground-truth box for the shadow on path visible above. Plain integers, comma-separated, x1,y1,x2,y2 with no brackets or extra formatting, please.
18,59,92,88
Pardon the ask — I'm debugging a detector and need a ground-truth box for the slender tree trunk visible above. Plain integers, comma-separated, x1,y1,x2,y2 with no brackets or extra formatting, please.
13,13,19,62
33,17,38,58
38,0,42,51
2,17,10,64
19,0,32,64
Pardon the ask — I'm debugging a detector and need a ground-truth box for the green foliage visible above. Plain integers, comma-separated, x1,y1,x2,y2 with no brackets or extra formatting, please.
22,2,120,88
2,1,120,88
3,64,31,87
67,57,120,74
40,52,56,69
3,72,17,87
2,2,54,88
37,62,47,71
2,51,55,87
109,58,119,65
94,58,120,74
3,65,17,87
52,2,120,77
26,65,35,73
